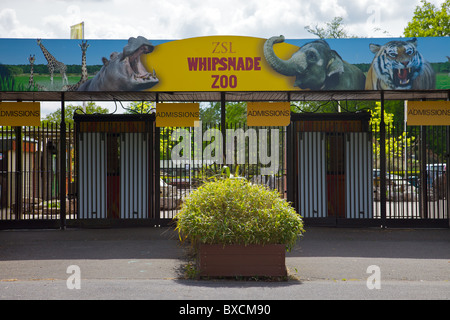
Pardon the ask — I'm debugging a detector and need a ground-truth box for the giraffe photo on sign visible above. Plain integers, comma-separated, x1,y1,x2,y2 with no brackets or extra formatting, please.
37,39,69,88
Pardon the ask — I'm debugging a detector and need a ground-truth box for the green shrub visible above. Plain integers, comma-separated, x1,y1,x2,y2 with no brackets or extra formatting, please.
175,178,304,251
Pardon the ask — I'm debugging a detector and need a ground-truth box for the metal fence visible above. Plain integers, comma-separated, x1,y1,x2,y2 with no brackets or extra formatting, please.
372,122,449,227
0,123,76,228
287,112,449,228
159,123,288,220
0,113,448,229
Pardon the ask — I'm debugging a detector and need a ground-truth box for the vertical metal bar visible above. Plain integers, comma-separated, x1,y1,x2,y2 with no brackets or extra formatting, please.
14,125,23,220
155,123,160,222
24,126,28,218
126,132,130,219
0,126,3,220
67,123,72,218
414,125,419,218
419,99,428,219
75,120,79,220
446,123,450,227
320,131,325,218
379,91,387,227
8,126,13,220
430,125,436,219
34,125,38,218
89,129,93,218
313,131,318,217
22,126,28,219
59,93,66,229
46,124,50,217
148,119,153,220
221,92,226,165
287,121,293,204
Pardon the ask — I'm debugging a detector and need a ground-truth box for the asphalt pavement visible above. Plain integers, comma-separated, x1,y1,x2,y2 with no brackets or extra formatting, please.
0,226,448,301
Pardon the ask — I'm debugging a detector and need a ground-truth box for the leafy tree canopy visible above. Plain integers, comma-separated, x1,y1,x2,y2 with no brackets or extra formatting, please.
41,102,109,125
200,102,247,124
404,0,450,37
304,17,355,39
124,101,155,114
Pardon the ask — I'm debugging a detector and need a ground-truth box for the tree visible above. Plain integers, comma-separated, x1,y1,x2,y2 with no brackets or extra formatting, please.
199,102,221,123
199,102,247,124
41,102,109,125
370,102,416,172
124,101,155,114
404,0,450,37
304,17,354,39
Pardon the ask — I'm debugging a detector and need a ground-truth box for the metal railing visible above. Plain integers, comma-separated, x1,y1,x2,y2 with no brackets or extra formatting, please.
0,123,76,225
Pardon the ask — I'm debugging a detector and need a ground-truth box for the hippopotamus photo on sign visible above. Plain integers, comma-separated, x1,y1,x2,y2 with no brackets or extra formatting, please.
264,35,365,90
78,36,159,91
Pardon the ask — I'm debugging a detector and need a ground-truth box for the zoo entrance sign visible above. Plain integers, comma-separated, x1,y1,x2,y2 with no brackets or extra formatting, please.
0,35,449,93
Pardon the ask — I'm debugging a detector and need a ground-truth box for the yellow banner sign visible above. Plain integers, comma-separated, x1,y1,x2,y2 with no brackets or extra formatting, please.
0,102,40,126
156,103,199,127
143,36,299,92
406,101,450,126
247,102,290,126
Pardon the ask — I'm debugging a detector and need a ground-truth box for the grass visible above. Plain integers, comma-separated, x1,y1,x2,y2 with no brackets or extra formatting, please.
10,74,94,91
435,73,450,89
7,73,450,91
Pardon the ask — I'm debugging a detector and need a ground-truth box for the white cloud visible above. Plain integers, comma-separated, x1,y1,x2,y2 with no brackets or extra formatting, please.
0,0,448,40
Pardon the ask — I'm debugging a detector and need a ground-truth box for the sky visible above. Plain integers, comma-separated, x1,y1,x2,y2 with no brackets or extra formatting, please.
1,0,447,40
0,0,447,116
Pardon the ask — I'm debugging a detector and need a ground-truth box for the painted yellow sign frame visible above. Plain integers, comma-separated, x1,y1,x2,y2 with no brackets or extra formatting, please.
247,102,291,126
406,101,450,126
142,36,299,92
0,102,40,126
156,103,200,127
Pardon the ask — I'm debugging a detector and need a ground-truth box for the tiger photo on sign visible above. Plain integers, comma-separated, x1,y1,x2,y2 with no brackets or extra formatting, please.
365,38,436,90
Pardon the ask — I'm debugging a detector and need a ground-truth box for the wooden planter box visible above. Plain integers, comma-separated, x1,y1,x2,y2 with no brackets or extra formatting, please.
198,244,287,277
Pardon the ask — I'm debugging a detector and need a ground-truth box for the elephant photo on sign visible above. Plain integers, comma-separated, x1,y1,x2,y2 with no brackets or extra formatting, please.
264,35,365,90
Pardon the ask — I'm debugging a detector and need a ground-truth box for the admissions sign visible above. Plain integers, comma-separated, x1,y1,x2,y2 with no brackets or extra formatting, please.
247,102,290,126
406,101,450,126
0,35,449,93
0,102,40,126
155,103,200,127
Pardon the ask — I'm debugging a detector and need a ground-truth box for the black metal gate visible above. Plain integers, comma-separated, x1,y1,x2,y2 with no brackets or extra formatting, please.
73,113,161,227
287,112,449,228
287,112,378,227
0,123,76,229
158,122,288,220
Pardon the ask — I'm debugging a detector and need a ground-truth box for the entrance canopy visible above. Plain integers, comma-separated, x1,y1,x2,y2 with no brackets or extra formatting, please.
1,89,449,103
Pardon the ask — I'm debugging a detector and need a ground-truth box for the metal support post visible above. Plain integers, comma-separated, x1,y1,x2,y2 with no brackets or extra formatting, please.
59,93,66,229
379,92,387,227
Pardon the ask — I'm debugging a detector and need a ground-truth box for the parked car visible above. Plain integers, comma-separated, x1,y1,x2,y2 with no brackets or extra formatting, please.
373,170,416,192
373,170,409,188
373,170,418,201
426,163,446,186
426,163,447,199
